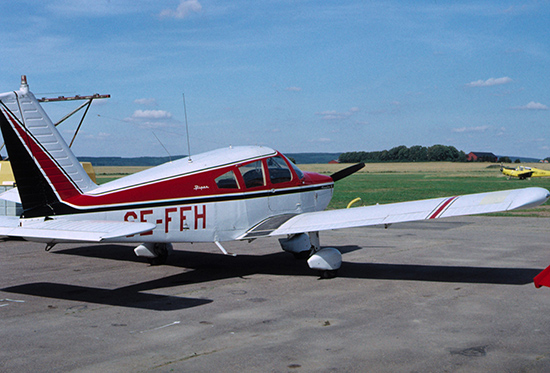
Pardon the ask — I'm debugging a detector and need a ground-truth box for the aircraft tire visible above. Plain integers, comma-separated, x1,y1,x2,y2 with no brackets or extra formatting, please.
292,251,311,260
148,243,169,265
320,269,338,279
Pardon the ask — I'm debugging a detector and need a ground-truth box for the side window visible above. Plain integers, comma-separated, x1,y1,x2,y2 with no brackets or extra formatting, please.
215,170,239,189
239,161,265,188
267,156,292,184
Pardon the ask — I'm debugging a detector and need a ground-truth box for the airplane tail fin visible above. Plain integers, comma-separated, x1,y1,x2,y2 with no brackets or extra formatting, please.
0,76,97,218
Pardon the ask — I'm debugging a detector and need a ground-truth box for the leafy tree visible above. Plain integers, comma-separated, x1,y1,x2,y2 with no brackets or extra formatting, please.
338,144,468,163
409,145,427,161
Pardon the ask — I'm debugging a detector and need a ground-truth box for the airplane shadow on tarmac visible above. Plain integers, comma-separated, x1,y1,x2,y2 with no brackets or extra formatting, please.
2,243,541,310
1,282,212,311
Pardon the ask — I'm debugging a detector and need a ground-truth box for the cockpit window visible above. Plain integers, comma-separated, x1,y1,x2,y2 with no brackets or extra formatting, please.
239,161,265,188
215,170,239,189
267,156,292,184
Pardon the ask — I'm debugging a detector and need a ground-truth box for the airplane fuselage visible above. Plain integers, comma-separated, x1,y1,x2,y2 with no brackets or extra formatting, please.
501,165,550,179
47,146,334,243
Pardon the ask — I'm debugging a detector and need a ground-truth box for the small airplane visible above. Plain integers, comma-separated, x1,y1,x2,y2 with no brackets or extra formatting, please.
501,165,550,180
1,76,550,283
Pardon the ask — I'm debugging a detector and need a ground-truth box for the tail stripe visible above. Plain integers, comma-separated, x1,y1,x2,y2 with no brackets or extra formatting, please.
2,107,82,199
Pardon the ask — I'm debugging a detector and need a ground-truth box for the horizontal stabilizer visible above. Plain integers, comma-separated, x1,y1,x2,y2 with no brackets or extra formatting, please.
0,187,21,203
534,265,550,288
0,218,156,243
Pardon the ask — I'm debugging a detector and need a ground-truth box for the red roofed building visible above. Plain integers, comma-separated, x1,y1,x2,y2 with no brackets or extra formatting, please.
467,152,497,162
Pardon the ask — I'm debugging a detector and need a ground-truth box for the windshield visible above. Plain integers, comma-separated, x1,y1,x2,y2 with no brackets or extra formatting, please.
280,154,304,179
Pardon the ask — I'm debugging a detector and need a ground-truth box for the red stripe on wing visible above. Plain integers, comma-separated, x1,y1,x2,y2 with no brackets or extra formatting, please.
427,196,458,219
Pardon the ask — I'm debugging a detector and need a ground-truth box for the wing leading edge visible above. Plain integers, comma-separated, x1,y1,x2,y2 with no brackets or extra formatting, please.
240,187,550,239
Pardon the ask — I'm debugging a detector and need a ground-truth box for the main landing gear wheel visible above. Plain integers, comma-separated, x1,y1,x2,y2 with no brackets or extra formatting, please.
279,232,342,278
307,247,342,279
134,243,174,265
147,243,170,265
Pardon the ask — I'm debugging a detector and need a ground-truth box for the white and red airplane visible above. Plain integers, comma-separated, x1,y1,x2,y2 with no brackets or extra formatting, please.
1,76,549,281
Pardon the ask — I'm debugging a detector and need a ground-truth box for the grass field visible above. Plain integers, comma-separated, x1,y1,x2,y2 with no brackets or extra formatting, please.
94,162,550,216
95,166,150,184
301,162,550,216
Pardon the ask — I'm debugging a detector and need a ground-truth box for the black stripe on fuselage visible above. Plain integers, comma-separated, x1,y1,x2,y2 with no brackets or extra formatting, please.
58,183,334,216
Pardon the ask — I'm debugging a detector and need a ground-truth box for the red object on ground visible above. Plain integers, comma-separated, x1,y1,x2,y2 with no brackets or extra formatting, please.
534,264,550,288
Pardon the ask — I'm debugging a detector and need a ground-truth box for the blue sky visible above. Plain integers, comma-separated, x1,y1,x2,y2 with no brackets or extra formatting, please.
1,0,549,158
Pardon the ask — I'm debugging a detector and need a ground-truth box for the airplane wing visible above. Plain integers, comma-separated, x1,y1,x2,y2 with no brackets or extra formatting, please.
515,171,534,178
240,187,549,239
0,217,156,243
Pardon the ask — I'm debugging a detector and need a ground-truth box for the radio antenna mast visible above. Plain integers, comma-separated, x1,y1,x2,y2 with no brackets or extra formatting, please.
182,93,192,163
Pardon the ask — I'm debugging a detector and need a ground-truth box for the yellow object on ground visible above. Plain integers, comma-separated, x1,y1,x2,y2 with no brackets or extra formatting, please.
0,161,15,186
347,197,362,208
0,160,96,185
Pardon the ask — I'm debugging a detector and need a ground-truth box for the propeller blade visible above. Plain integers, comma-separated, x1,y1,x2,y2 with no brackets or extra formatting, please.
330,162,365,182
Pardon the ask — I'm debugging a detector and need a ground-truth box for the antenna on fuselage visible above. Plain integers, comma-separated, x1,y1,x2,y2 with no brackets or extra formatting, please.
182,93,192,163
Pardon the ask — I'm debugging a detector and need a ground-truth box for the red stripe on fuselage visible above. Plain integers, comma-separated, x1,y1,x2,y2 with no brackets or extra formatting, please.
65,171,333,210
2,114,335,212
4,109,81,200
428,196,458,219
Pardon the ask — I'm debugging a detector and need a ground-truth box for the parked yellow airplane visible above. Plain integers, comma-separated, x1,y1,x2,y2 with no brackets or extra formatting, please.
501,165,550,180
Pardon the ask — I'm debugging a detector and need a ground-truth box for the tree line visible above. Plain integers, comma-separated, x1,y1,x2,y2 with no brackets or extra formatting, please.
338,145,467,163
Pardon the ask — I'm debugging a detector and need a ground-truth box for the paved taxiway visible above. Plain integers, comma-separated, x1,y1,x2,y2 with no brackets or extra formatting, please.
1,216,550,372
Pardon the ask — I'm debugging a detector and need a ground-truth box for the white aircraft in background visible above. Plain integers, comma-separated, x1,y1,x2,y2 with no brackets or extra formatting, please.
1,76,549,282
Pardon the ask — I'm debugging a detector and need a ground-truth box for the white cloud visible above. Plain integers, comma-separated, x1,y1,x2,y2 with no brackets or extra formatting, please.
512,101,549,110
125,110,177,129
315,108,360,121
131,110,172,119
134,98,157,106
466,77,513,87
83,132,111,140
160,0,202,19
309,137,332,143
452,125,489,133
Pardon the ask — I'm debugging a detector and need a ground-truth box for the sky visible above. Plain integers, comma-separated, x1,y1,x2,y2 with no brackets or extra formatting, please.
0,0,549,159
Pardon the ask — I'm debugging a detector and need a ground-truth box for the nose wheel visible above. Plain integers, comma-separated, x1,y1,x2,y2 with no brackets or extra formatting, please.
320,270,338,279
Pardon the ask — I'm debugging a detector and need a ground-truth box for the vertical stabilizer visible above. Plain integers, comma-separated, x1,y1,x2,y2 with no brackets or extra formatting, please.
0,76,97,217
